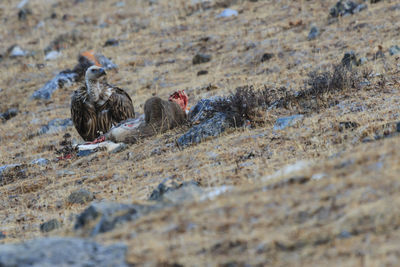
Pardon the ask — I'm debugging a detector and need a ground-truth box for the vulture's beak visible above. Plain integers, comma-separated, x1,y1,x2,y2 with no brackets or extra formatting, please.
98,68,106,77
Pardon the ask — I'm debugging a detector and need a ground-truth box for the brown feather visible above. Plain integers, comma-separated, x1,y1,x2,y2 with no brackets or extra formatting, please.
71,84,135,141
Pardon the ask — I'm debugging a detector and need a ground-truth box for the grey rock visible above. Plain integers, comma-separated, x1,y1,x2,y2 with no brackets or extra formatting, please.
358,57,368,65
31,71,77,100
192,53,211,65
0,108,18,122
330,1,367,17
307,26,319,40
31,158,50,166
67,189,94,205
273,115,304,131
38,118,73,135
149,178,201,202
260,53,274,62
40,219,61,233
188,97,225,123
389,45,400,56
74,201,160,236
0,237,127,267
178,112,231,147
8,45,28,57
103,38,119,47
44,50,61,61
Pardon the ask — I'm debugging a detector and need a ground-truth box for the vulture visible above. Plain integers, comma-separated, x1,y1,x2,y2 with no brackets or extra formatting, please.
106,90,188,143
71,65,135,141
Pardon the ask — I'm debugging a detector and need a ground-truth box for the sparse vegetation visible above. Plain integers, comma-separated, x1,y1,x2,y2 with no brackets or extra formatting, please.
0,0,400,266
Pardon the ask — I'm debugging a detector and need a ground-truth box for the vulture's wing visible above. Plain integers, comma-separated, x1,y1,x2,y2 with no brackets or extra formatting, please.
71,87,97,141
109,86,135,123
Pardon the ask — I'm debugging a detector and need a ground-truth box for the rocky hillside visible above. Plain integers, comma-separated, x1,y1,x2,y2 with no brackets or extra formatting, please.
0,0,400,266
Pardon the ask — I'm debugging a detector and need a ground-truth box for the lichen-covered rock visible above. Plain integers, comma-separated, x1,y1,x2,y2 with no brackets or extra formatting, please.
178,112,232,147
74,201,160,236
0,237,127,267
188,98,225,123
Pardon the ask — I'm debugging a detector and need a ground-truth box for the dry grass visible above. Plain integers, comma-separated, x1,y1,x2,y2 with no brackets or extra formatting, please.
1,0,400,265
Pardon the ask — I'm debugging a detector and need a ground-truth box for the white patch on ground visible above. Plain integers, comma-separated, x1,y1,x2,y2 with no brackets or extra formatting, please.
263,160,312,181
200,186,232,201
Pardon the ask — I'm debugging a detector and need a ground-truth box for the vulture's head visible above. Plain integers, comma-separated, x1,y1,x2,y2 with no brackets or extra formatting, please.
169,90,189,111
85,65,107,82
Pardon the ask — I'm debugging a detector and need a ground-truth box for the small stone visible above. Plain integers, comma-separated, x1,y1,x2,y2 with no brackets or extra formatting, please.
307,26,320,40
389,45,400,56
261,53,274,62
217,9,238,18
192,54,211,65
273,115,304,131
0,108,18,122
8,45,28,57
197,70,208,76
45,51,61,61
40,219,61,233
103,38,119,47
18,8,31,21
357,57,368,65
370,0,382,3
67,189,94,204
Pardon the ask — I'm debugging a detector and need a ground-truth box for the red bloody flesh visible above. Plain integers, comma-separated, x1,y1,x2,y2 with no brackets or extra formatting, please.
168,90,188,111
84,135,106,144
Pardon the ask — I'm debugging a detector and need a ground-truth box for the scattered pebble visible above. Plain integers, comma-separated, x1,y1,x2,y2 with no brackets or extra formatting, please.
307,26,320,40
192,53,211,65
40,219,61,233
217,9,238,18
103,38,119,47
8,45,28,57
0,108,18,122
44,51,61,61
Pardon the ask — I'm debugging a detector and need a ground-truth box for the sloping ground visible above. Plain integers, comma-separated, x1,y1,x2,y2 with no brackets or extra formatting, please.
0,0,399,266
